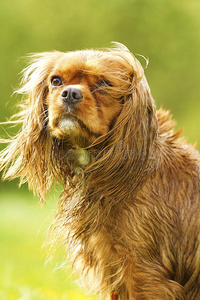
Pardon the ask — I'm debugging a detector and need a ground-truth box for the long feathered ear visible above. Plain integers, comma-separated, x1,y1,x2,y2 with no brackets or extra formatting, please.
0,52,63,202
86,49,158,203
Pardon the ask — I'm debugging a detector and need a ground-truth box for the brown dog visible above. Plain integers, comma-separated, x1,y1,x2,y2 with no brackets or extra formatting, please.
0,43,200,299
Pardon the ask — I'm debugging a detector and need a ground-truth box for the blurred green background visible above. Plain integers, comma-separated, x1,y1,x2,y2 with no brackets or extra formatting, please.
0,0,200,299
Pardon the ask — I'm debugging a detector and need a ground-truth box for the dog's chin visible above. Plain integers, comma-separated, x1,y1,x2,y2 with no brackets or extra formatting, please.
59,117,79,135
50,116,90,146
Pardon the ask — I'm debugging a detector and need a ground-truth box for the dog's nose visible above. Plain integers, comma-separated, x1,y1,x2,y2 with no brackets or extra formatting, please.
61,87,83,105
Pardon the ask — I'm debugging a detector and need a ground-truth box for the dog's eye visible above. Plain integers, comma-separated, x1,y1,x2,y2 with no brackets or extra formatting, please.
98,80,112,88
96,80,112,93
95,80,113,94
51,76,62,87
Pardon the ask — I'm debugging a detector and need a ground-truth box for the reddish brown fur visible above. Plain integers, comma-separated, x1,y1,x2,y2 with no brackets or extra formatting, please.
0,43,200,299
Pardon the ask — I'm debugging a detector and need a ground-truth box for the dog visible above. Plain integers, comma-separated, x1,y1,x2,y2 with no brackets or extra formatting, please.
0,43,200,299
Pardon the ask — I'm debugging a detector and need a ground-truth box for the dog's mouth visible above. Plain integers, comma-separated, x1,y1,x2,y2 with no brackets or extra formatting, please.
57,114,101,140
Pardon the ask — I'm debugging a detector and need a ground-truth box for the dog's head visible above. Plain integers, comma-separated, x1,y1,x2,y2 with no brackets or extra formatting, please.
0,43,158,200
19,44,148,145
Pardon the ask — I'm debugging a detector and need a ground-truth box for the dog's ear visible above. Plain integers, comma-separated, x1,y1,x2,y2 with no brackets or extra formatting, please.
87,54,158,202
0,52,62,201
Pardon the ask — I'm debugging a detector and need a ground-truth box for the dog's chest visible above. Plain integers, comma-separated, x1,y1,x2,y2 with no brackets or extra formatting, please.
73,222,131,295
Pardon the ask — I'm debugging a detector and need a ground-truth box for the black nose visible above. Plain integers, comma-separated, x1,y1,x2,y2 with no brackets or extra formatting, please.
61,87,83,105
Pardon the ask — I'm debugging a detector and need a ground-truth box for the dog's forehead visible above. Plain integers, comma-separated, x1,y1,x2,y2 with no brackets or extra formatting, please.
52,50,127,75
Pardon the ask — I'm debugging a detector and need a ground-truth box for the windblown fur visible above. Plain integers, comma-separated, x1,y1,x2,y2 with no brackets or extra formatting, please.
0,43,200,299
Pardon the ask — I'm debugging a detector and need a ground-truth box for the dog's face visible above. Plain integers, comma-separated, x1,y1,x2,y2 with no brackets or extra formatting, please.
45,50,134,145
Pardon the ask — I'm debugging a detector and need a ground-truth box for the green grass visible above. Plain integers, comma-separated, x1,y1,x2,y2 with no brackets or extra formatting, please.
0,190,96,300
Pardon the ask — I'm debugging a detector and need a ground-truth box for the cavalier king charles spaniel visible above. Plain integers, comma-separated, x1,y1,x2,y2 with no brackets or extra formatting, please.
0,43,200,299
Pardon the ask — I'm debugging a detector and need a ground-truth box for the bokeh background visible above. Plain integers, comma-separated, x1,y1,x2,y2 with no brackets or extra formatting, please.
0,0,200,299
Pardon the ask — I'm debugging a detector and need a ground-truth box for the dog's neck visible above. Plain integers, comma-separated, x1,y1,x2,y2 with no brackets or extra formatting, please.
67,148,91,187
69,148,91,168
